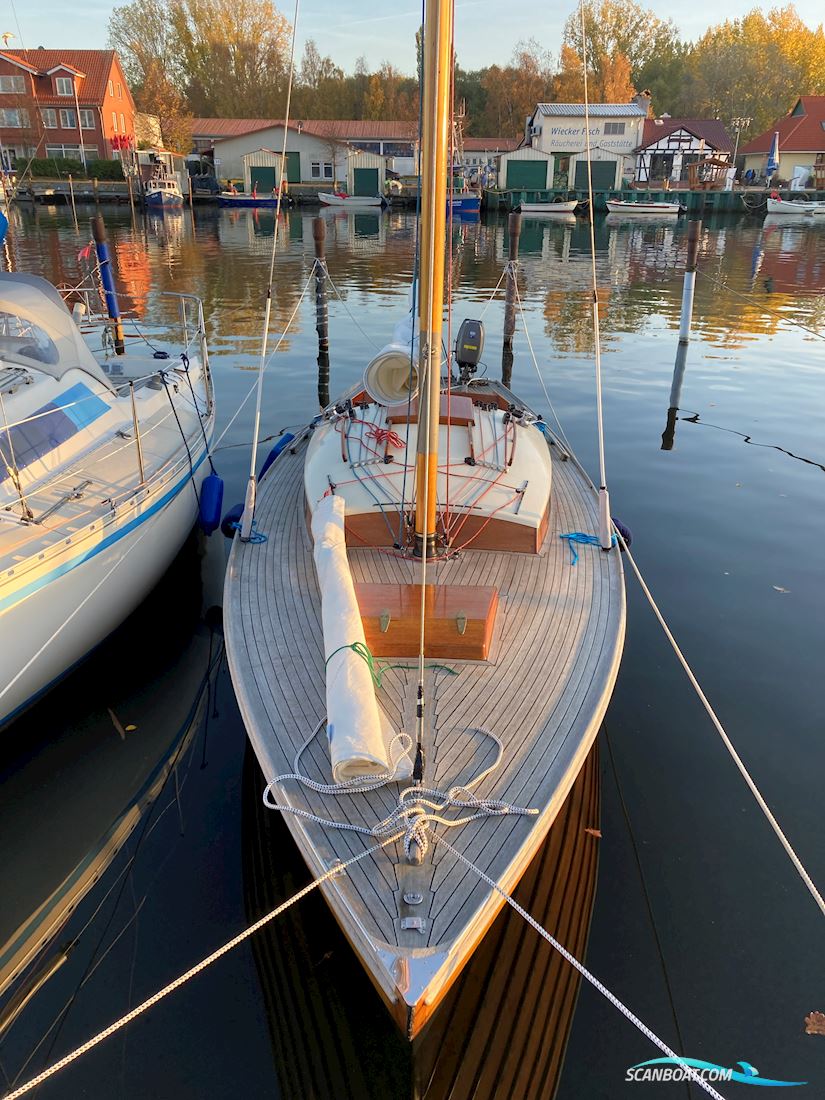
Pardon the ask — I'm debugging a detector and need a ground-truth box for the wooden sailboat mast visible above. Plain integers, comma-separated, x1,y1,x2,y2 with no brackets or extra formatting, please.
414,0,453,554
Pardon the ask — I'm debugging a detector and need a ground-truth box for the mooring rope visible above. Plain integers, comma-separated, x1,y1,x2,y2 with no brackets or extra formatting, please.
433,833,728,1100
0,838,396,1100
614,527,825,920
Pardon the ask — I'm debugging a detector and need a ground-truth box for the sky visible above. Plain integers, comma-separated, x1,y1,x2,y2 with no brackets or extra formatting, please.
7,0,825,75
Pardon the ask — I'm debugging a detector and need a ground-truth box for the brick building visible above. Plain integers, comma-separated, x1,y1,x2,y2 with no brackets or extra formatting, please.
0,48,135,168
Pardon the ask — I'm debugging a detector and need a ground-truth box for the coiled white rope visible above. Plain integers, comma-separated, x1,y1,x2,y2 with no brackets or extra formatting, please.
0,837,396,1100
263,723,538,861
435,832,728,1099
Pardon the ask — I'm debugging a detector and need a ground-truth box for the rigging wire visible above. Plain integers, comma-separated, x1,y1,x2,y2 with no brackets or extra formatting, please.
240,0,302,541
578,0,612,550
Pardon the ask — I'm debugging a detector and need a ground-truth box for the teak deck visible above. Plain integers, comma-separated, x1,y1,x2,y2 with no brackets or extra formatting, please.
225,393,625,1035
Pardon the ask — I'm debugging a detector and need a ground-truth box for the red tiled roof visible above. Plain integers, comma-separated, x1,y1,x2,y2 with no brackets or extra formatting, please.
742,96,825,154
0,48,126,106
463,136,520,152
639,118,733,153
193,117,419,142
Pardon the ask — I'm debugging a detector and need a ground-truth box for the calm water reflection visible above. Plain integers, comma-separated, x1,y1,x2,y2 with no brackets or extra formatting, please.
1,204,823,1097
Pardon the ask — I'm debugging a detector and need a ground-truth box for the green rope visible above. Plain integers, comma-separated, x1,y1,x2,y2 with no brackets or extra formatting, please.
325,641,458,688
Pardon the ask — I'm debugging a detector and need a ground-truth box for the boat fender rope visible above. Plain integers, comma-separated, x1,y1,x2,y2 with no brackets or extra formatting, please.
560,531,617,565
230,519,267,544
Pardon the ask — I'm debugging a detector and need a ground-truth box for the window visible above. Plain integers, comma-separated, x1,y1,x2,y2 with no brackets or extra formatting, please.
323,162,333,179
0,108,29,128
55,76,74,96
108,79,114,96
40,108,57,128
120,112,125,132
0,75,25,94
112,110,117,131
311,161,334,179
45,142,96,159
79,109,95,130
603,122,626,136
311,161,320,178
117,82,122,98
59,108,76,129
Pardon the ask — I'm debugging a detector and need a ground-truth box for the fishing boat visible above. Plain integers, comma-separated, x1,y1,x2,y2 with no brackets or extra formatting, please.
519,199,579,215
144,167,184,209
224,0,624,1038
448,190,481,215
766,193,825,216
605,198,683,215
319,192,386,209
0,235,218,730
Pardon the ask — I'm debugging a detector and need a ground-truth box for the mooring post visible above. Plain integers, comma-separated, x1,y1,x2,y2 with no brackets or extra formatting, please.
678,218,702,345
313,216,330,408
67,173,78,232
661,343,687,451
502,211,521,388
126,172,135,220
91,214,125,355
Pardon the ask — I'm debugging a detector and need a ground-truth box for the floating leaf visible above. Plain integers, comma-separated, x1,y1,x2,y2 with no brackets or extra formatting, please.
804,1011,825,1036
125,724,137,731
772,586,790,594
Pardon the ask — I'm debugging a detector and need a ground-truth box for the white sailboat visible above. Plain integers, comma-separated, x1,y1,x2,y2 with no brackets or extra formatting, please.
224,0,624,1037
0,263,216,730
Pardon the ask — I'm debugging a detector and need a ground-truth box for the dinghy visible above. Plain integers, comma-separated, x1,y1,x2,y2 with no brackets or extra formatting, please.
519,199,579,215
605,198,683,215
319,192,386,208
766,193,825,216
225,0,624,1038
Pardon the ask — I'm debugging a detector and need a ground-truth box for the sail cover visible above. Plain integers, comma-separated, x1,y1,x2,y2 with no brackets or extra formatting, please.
312,493,412,783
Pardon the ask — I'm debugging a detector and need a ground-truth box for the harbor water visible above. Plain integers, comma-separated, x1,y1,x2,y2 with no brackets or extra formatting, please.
0,203,823,1097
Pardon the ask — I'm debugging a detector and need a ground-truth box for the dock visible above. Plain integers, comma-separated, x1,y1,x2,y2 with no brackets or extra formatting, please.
483,186,825,214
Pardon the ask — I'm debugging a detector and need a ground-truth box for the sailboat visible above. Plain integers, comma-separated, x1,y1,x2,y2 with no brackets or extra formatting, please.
224,0,624,1038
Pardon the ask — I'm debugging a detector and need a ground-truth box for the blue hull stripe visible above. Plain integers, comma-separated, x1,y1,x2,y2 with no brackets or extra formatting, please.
0,448,206,617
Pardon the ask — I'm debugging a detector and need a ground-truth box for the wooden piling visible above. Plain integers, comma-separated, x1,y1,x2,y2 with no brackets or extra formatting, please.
67,174,78,231
313,216,330,408
92,177,99,205
126,173,135,219
501,211,521,388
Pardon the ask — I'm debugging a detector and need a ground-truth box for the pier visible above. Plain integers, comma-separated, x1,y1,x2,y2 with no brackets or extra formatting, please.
482,186,825,214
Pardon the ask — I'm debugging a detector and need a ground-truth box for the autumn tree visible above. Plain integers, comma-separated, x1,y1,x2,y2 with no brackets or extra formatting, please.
684,6,825,135
563,0,682,88
138,61,193,153
478,41,553,136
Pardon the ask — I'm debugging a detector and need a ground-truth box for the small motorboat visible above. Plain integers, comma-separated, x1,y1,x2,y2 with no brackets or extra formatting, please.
319,191,386,208
448,191,481,215
220,187,292,209
518,199,579,215
605,199,683,215
766,192,825,216
144,169,184,209
0,258,217,730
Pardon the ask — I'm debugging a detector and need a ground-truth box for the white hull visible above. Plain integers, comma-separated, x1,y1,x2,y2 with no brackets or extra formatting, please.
519,200,578,215
605,199,682,215
319,192,384,208
0,437,210,728
0,276,216,730
766,196,825,216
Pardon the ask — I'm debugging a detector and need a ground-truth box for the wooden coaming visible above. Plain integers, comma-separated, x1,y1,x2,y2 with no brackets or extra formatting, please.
225,385,624,1035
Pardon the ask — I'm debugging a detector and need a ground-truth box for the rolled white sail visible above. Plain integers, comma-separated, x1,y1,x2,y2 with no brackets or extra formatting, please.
311,494,412,783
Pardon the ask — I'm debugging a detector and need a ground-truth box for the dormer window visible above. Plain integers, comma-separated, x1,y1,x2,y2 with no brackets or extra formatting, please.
55,76,74,96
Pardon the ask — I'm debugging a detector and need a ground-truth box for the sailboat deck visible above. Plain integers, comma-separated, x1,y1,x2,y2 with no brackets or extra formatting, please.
226,423,624,995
